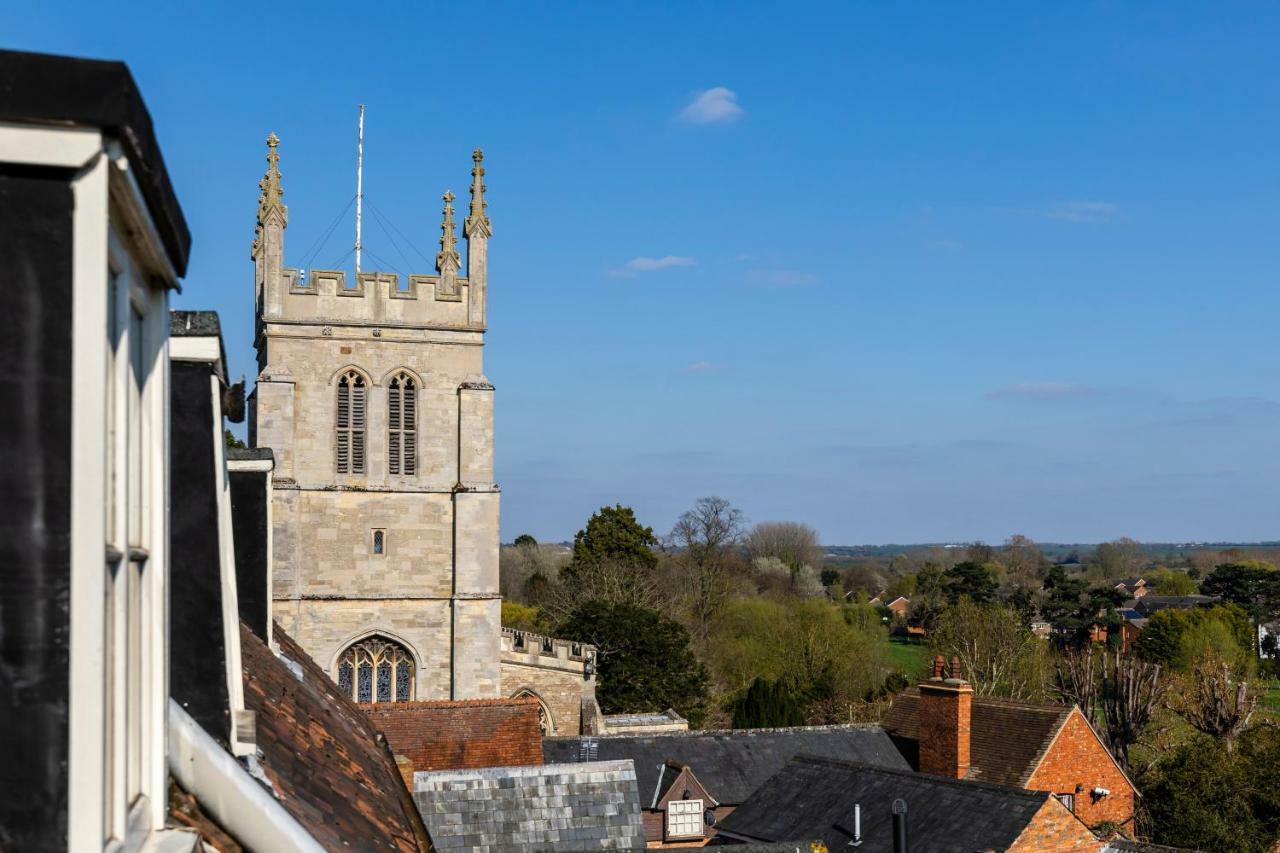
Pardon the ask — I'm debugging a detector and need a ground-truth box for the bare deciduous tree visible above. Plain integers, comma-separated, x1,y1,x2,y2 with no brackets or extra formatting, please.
745,521,822,574
1056,649,1167,773
1168,651,1260,752
539,558,671,623
1101,651,1167,773
669,496,747,644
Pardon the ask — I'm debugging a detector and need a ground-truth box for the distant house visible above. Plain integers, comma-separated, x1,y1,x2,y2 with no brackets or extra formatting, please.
715,755,1100,852
1114,578,1150,599
1132,595,1219,617
881,658,1136,830
544,724,909,847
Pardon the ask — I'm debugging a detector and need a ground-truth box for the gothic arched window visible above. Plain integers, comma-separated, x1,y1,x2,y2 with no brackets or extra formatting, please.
387,372,417,476
336,370,366,474
336,636,414,703
513,689,553,735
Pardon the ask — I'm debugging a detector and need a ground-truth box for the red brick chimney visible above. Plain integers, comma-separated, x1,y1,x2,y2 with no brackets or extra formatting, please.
917,655,972,779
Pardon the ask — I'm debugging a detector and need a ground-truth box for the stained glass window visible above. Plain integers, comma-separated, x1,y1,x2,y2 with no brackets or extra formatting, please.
336,636,414,704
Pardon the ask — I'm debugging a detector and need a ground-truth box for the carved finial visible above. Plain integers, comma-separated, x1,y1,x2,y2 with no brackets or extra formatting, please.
256,132,287,228
465,147,492,238
436,190,460,274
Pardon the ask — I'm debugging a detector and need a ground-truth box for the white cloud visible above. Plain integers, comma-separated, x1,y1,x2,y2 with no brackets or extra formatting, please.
679,361,727,374
1045,201,1123,224
678,87,744,124
986,381,1100,401
609,255,695,277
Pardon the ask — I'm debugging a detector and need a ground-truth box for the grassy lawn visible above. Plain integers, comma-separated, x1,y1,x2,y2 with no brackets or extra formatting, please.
886,635,930,678
1261,680,1280,714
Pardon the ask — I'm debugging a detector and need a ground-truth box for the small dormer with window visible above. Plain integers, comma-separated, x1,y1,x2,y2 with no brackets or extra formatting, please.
652,762,717,844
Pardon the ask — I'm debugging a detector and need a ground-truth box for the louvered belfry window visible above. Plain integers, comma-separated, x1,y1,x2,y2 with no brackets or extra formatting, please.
387,372,417,476
336,370,366,474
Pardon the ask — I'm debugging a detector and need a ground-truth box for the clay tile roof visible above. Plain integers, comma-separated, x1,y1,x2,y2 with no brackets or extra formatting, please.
881,689,1073,787
362,697,543,773
239,623,431,851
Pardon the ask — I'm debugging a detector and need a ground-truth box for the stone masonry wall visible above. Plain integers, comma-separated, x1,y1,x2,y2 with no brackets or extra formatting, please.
1026,708,1136,830
499,630,598,736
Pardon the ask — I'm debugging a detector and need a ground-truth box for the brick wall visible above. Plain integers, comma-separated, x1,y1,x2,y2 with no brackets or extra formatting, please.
917,681,972,779
1009,797,1101,852
1026,708,1135,830
363,697,543,773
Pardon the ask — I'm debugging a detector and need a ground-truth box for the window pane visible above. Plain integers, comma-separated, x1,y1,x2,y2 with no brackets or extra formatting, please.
376,662,392,702
395,663,411,702
338,662,353,698
357,662,372,703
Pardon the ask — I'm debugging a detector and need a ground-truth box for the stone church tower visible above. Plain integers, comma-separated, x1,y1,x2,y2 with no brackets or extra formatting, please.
249,134,501,701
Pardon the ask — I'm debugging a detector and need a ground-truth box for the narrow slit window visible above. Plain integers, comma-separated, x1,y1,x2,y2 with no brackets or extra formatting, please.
387,372,416,476
372,529,385,556
336,370,366,473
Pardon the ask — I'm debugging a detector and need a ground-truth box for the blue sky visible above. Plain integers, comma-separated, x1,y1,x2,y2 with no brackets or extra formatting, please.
12,2,1280,543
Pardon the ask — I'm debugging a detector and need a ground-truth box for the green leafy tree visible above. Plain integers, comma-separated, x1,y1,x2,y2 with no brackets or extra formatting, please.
224,428,246,449
943,561,997,604
569,504,659,568
1201,562,1280,624
501,601,552,633
929,600,1048,700
1145,565,1199,596
557,601,708,725
513,533,538,547
731,678,806,729
1142,731,1280,852
1135,604,1255,672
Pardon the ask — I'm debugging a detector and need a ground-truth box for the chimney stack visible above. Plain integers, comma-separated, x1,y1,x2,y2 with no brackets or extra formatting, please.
917,654,972,779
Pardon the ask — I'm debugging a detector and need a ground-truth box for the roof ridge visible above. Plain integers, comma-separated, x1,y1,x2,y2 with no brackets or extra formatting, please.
790,754,1049,800
362,696,538,711
543,722,884,742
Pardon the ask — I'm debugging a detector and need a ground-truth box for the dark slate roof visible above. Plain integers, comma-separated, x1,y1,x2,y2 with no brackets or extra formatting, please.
170,310,221,337
240,623,431,851
718,755,1054,852
881,689,1073,787
542,724,909,806
225,446,274,462
412,760,645,852
1105,840,1203,853
1134,595,1219,615
0,49,190,275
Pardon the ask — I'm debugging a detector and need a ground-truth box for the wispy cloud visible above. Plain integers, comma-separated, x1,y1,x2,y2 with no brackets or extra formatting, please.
609,255,695,277
1045,201,1123,224
986,381,1101,401
678,87,744,124
679,361,727,375
747,268,818,287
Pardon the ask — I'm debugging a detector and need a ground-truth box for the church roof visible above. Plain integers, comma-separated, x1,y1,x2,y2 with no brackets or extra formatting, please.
362,697,544,774
240,622,432,851
543,723,908,806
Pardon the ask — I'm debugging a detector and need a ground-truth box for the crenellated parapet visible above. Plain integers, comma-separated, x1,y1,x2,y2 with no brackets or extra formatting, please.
253,136,491,341
501,628,596,668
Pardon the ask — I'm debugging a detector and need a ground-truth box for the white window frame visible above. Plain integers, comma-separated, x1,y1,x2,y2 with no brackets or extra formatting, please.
17,122,182,851
666,798,704,840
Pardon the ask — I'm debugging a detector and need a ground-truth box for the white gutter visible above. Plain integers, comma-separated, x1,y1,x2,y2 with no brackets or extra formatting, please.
167,700,323,853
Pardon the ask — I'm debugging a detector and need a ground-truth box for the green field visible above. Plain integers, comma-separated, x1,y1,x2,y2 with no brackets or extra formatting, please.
886,636,930,678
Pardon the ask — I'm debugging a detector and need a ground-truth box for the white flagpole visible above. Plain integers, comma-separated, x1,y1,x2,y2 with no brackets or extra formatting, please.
355,103,365,273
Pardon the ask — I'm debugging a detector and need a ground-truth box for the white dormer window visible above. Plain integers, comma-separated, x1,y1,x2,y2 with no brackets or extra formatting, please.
667,798,704,839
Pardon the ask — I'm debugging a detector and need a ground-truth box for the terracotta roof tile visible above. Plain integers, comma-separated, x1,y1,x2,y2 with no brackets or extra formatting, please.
881,689,1073,787
362,697,543,773
240,623,431,851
